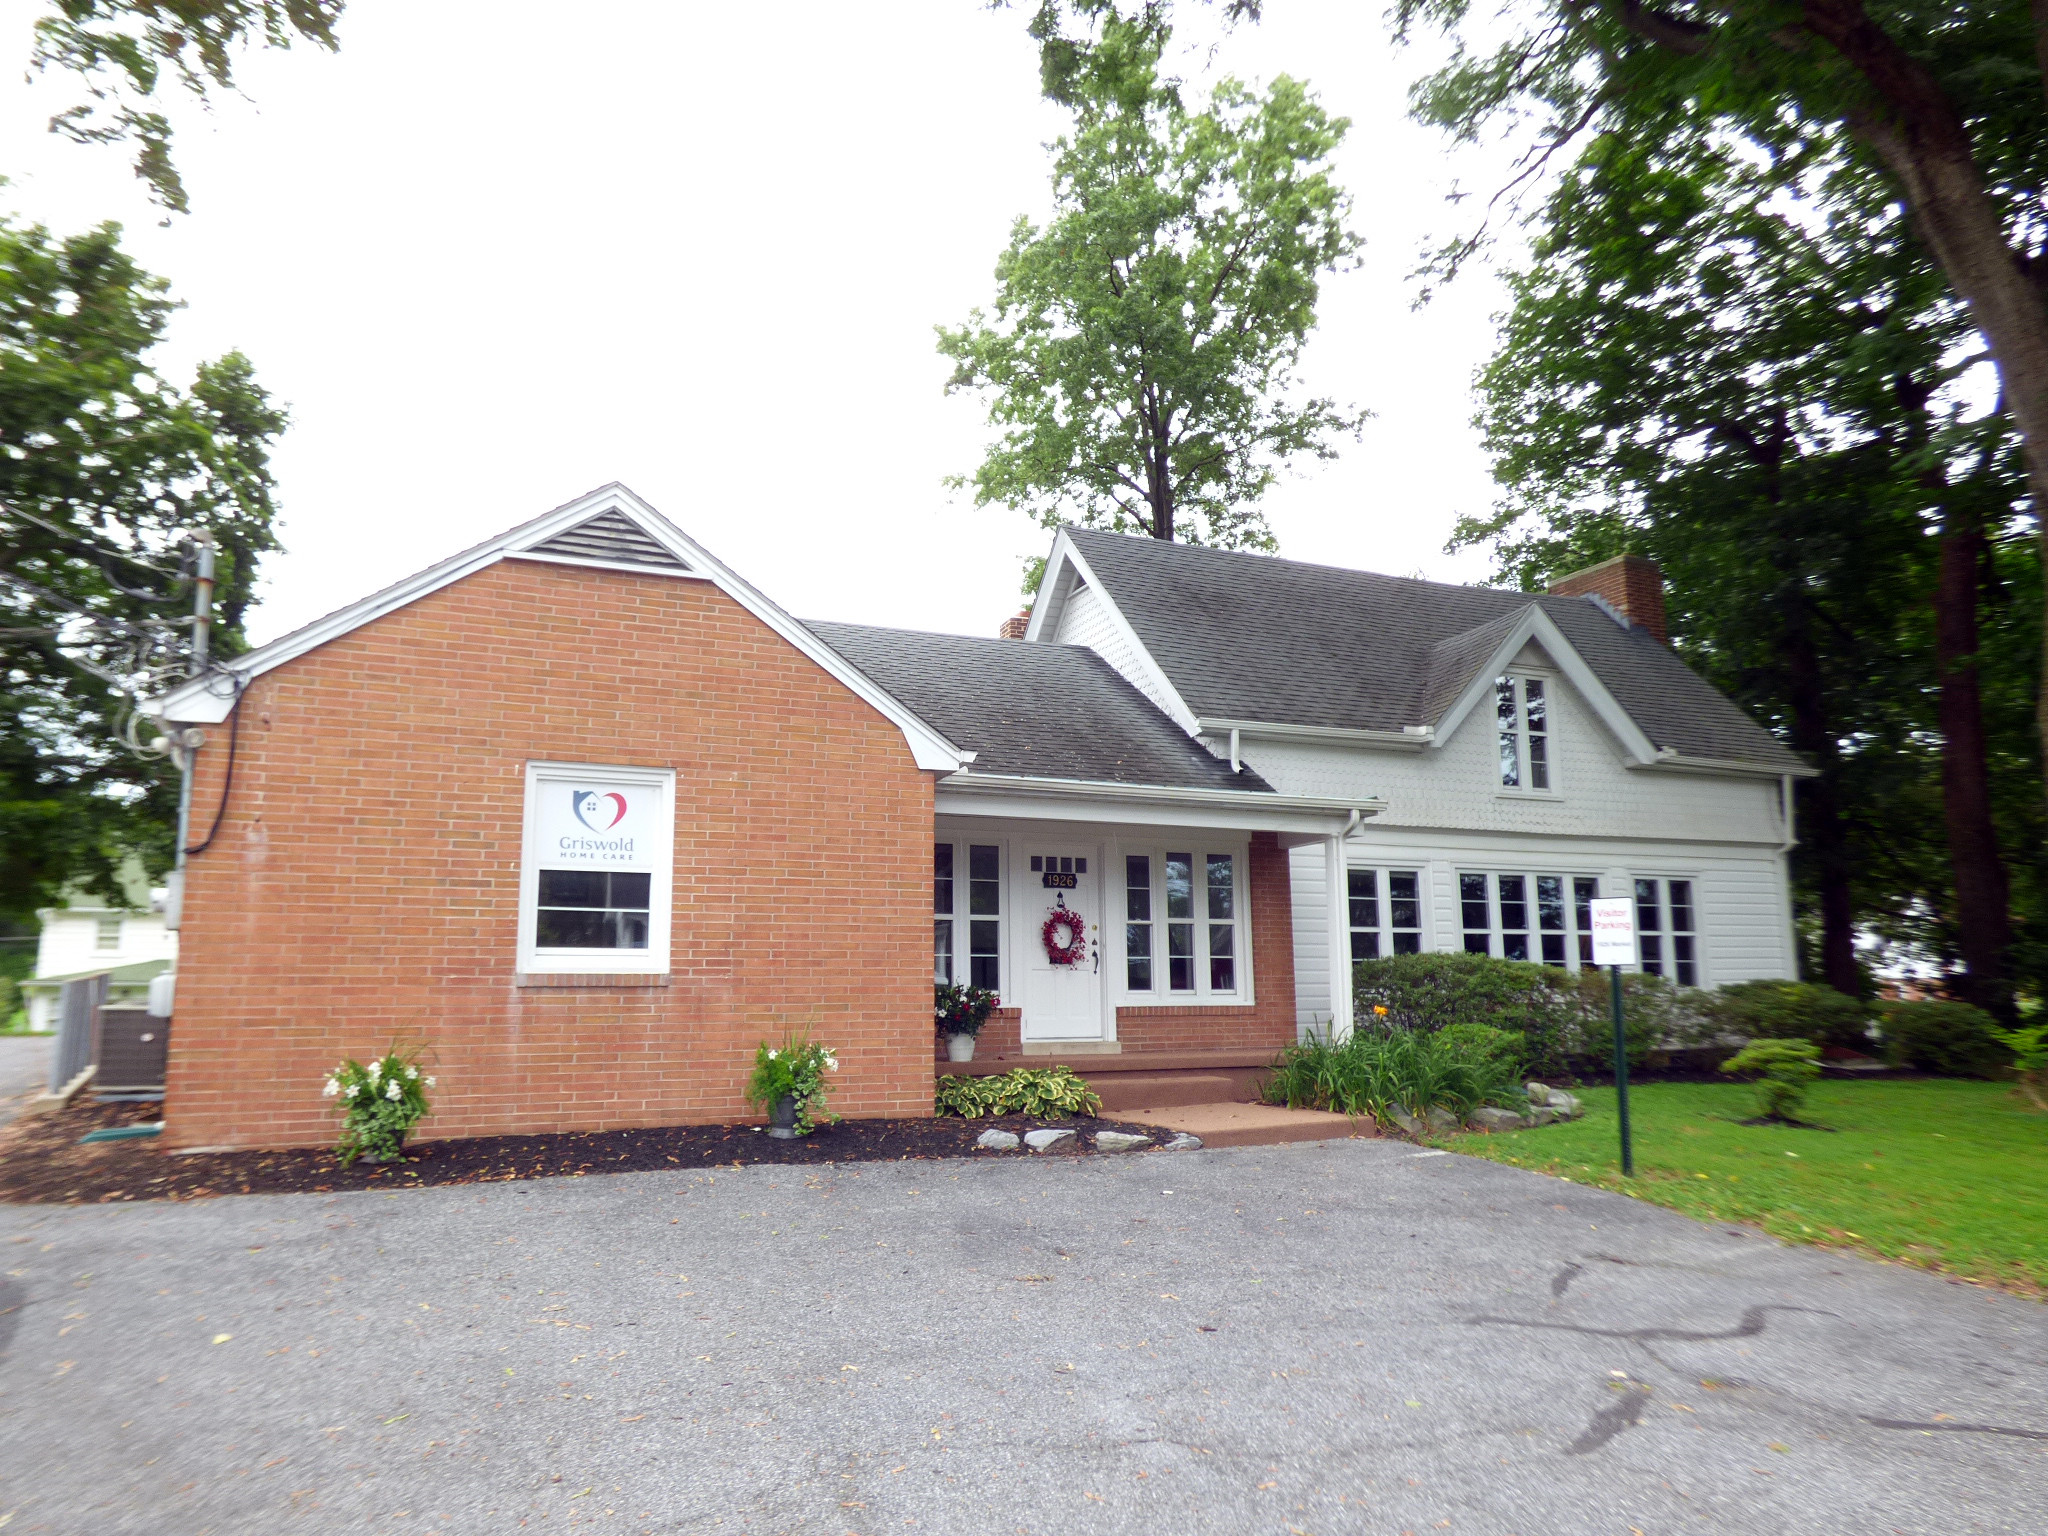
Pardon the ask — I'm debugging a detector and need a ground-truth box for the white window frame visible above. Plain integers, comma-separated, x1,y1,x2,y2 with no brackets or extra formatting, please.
517,761,675,976
1633,875,1704,987
935,839,1005,995
1116,840,1253,1005
1493,672,1557,795
1346,865,1425,961
1457,869,1603,971
94,914,123,951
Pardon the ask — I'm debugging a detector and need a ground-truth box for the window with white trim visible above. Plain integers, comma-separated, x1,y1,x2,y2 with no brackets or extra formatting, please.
94,914,122,950
1121,846,1247,1000
935,841,1001,991
1460,870,1601,969
1635,877,1700,986
1348,868,1422,960
518,763,674,975
1494,674,1551,791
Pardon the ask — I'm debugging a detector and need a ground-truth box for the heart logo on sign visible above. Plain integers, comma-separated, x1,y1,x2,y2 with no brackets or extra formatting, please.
571,789,628,831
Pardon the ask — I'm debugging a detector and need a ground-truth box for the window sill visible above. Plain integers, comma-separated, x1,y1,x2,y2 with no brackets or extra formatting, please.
1495,789,1564,802
515,972,669,989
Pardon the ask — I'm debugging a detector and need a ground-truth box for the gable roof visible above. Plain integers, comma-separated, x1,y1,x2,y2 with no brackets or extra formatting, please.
144,485,967,772
805,622,1273,793
1041,527,1804,774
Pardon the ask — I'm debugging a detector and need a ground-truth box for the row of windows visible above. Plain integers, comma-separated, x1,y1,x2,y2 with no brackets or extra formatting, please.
934,843,1001,991
1351,867,1703,984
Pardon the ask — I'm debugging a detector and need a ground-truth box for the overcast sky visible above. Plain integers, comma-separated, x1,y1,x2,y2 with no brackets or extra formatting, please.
1,0,1523,646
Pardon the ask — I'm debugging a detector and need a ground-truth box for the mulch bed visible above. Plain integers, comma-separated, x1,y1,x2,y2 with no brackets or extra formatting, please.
0,1099,1173,1206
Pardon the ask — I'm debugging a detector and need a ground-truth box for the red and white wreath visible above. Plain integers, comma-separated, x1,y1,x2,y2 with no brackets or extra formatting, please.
1041,905,1089,966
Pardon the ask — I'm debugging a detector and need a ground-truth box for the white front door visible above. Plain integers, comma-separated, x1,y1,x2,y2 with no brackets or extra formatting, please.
1019,846,1105,1042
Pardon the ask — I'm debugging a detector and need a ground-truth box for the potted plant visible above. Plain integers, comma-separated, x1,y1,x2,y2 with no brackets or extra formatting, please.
745,1036,839,1138
936,983,1000,1062
322,1049,435,1165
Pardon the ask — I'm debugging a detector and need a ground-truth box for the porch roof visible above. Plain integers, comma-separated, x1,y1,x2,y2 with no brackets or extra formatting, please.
805,621,1275,794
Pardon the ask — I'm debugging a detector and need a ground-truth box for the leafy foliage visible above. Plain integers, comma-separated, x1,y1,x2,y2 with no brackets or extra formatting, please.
31,1,344,214
0,215,285,924
745,1037,839,1135
1262,1025,1525,1122
1720,1038,1823,1122
322,1048,432,1165
940,7,1363,565
1878,1000,2012,1080
1994,1024,2048,1111
1707,981,1876,1054
934,983,1001,1038
933,1066,1101,1119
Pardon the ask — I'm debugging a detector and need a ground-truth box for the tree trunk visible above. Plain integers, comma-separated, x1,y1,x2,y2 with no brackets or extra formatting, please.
1800,0,2048,802
1781,618,1861,995
1933,495,2014,1018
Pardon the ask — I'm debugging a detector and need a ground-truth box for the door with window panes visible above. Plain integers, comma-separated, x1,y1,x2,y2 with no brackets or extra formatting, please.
1020,848,1105,1041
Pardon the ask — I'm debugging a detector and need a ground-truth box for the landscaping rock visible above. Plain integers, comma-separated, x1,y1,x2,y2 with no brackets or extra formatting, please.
1524,1106,1557,1127
975,1129,1020,1151
1424,1106,1460,1135
1023,1128,1075,1152
1093,1131,1151,1153
1466,1106,1526,1133
1386,1105,1426,1138
1525,1081,1552,1105
1549,1092,1586,1120
1162,1133,1203,1151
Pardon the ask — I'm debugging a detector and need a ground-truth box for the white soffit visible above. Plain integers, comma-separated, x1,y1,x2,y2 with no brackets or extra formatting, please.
144,484,966,772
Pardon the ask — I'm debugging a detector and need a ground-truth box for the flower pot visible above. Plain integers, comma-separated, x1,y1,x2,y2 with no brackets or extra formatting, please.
768,1094,798,1139
946,1033,977,1063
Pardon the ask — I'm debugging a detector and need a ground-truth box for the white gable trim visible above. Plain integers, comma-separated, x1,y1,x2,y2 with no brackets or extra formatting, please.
144,484,967,772
1024,529,1201,734
1431,605,1661,766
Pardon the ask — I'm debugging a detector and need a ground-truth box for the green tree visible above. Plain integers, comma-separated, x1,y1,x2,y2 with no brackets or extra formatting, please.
31,1,344,214
1456,109,2043,1010
1,215,285,924
1394,0,2048,800
939,6,1364,560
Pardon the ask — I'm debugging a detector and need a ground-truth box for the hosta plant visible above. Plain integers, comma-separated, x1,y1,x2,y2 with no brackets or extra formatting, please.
745,1036,839,1135
323,1049,435,1165
934,1065,1100,1119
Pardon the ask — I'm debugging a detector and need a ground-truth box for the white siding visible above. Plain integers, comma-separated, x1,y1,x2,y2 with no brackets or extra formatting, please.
1052,583,1197,732
1289,844,1332,1032
33,908,177,980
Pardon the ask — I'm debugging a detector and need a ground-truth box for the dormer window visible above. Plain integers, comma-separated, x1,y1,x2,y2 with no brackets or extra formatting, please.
1495,675,1550,791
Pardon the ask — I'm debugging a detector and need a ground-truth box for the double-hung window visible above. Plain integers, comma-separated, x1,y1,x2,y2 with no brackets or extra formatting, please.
518,762,674,976
1634,877,1700,986
1494,674,1552,791
1460,870,1600,970
1122,846,1247,1000
935,841,1002,991
1348,868,1423,960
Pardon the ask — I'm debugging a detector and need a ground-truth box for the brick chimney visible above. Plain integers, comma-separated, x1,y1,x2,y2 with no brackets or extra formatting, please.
997,610,1031,640
1548,554,1667,643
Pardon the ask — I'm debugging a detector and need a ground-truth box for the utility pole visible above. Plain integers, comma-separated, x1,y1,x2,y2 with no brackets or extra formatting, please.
164,532,215,931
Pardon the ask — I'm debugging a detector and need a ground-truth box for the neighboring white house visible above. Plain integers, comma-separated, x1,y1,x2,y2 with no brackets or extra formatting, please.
1025,528,1813,1034
22,884,178,1032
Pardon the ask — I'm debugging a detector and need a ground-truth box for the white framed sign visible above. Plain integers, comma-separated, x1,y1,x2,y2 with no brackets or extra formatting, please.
1587,896,1637,968
517,761,675,975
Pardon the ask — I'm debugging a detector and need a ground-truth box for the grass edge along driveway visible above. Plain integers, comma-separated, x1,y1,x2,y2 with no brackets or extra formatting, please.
1437,1079,2048,1298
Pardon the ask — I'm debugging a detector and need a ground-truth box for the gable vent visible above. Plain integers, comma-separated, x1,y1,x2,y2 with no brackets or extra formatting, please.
526,509,689,571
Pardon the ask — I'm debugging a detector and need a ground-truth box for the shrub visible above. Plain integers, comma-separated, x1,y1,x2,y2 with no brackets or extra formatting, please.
1993,1024,2048,1110
745,1037,840,1134
1354,953,1579,1076
323,1049,435,1165
934,1066,1100,1119
1263,1025,1524,1121
935,983,1001,1038
1565,969,1704,1069
1719,1038,1822,1120
1707,980,1873,1052
1878,1000,2012,1078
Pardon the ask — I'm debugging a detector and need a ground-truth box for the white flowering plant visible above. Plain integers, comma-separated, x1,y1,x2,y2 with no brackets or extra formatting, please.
323,1048,436,1165
743,1036,839,1135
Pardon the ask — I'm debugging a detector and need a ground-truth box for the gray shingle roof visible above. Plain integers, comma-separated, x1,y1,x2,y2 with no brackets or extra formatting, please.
804,621,1274,792
1063,528,1802,771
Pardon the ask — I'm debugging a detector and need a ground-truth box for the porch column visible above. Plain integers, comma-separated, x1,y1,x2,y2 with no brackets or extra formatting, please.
1324,833,1354,1041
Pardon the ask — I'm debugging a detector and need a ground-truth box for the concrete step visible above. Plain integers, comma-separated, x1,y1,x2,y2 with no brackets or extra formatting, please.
1113,1101,1370,1148
1090,1073,1241,1113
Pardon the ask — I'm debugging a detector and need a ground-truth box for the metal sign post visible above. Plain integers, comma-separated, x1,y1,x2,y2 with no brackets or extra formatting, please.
1588,897,1638,1177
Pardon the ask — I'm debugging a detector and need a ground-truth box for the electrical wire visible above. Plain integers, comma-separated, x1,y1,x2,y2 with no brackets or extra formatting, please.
181,673,247,857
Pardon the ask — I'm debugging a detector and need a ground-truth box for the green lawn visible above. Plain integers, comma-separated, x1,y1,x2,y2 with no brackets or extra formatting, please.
1440,1079,2048,1296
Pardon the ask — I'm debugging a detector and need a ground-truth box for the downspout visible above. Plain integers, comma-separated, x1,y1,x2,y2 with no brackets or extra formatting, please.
1229,726,1241,774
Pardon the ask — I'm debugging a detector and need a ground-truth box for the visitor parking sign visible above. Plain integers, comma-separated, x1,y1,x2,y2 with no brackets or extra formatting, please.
1588,897,1637,967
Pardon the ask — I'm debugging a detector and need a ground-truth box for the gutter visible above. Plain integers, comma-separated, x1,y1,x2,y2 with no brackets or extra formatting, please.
1632,748,1819,780
938,770,1386,821
1196,717,1433,752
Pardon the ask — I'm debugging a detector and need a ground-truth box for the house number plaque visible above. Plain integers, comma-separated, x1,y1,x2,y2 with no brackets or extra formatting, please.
1041,871,1078,889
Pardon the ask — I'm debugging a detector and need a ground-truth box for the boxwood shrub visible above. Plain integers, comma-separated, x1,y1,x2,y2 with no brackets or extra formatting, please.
1704,979,1874,1052
1876,999,2012,1078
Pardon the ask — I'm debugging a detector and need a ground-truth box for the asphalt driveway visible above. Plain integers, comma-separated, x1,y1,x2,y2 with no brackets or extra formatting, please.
0,1035,53,1126
0,1137,2041,1535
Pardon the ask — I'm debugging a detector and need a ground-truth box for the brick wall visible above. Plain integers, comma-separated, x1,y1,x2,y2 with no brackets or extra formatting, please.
167,557,936,1150
935,833,1296,1061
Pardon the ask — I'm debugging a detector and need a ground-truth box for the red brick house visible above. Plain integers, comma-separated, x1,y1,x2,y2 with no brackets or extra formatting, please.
147,484,1802,1150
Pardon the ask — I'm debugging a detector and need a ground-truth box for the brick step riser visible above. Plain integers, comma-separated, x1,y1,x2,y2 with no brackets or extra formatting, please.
1092,1074,1244,1112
